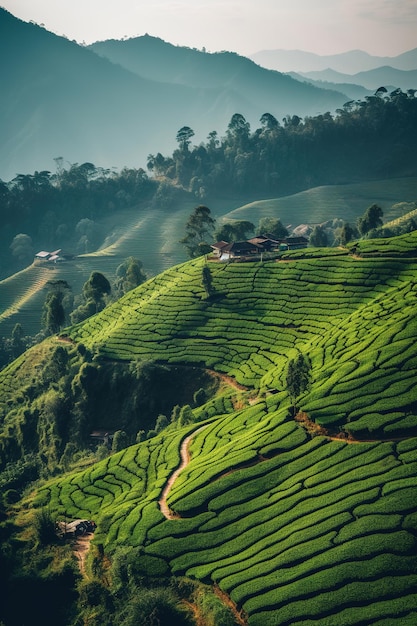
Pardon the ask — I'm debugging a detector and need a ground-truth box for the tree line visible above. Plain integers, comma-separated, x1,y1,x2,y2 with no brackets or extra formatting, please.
0,257,147,369
148,88,417,198
2,88,416,278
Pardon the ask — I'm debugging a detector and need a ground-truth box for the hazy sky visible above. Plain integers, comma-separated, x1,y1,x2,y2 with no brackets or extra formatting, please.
2,0,416,56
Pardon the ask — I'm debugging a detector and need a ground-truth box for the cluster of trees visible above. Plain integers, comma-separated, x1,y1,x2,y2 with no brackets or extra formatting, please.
181,205,290,258
0,257,147,370
3,89,416,279
148,89,417,198
44,257,147,328
0,163,158,277
0,345,216,497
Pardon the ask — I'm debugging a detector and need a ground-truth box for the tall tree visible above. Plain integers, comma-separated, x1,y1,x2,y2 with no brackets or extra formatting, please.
42,292,66,335
115,257,147,296
11,323,25,358
180,205,216,258
42,280,71,335
227,113,250,148
286,354,311,405
339,222,358,246
357,204,384,236
71,272,111,324
176,126,195,151
256,217,288,239
260,112,280,132
215,220,255,242
309,225,328,247
201,264,214,299
83,272,111,309
10,233,33,262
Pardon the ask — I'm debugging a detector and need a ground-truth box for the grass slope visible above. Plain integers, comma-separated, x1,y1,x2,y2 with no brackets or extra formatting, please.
1,177,416,338
0,205,192,337
5,230,417,625
224,177,417,226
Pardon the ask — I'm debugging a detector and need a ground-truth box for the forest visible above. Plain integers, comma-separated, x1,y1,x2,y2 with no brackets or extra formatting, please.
149,88,417,195
1,87,416,282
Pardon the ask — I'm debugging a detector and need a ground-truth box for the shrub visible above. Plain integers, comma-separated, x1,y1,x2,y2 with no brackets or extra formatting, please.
33,508,57,545
194,586,238,626
78,578,113,609
119,587,191,626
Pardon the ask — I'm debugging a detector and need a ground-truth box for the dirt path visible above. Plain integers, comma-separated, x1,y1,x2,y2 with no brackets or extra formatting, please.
294,411,412,444
73,534,94,575
159,425,209,520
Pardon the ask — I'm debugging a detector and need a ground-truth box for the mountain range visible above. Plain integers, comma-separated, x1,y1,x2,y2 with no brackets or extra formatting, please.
298,66,417,93
0,8,375,182
249,47,417,74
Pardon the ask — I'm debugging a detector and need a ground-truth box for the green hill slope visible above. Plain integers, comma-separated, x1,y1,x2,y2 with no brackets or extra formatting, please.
223,177,417,226
2,230,417,625
64,231,417,438
1,177,416,339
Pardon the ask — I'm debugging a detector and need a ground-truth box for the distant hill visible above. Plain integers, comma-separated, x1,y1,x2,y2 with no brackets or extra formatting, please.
1,177,416,338
0,9,242,181
250,47,417,74
299,66,417,92
88,35,346,124
288,72,371,101
0,10,348,181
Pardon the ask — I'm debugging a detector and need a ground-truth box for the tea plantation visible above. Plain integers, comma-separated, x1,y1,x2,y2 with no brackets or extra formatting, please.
5,230,417,624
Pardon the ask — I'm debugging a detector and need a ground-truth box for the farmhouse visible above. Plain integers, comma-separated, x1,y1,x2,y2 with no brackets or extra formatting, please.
34,249,74,263
210,240,230,258
247,235,281,251
211,240,263,261
211,234,308,260
279,236,309,250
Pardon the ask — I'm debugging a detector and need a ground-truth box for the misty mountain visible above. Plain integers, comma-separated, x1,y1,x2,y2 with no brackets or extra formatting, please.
0,9,252,181
88,35,347,123
299,66,417,93
250,48,417,74
0,8,349,181
288,72,371,101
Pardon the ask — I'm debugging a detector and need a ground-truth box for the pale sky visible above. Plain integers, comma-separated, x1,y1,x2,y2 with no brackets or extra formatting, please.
1,0,416,56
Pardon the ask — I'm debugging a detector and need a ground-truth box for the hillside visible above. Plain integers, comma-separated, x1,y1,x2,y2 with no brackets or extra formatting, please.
0,9,347,181
88,35,347,118
1,230,417,624
1,177,416,338
299,66,417,92
287,72,370,101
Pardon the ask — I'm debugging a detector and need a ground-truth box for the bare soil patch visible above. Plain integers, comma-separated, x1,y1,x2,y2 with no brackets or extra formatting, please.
159,425,209,520
73,534,93,575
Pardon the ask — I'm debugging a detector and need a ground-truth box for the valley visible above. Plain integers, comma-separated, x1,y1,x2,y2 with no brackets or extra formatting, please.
1,232,417,625
1,176,416,338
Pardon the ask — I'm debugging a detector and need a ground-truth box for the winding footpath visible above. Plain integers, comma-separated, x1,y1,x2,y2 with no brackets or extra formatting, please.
158,424,209,520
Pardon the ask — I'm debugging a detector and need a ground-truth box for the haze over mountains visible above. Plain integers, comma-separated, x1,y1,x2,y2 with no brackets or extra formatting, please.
2,6,417,182
0,8,346,182
250,48,417,74
3,7,416,184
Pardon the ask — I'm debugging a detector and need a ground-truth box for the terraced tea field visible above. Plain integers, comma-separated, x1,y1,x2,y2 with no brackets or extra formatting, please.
0,207,191,337
5,229,417,625
36,399,417,625
67,232,417,438
2,177,416,339
0,263,57,335
225,177,417,226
